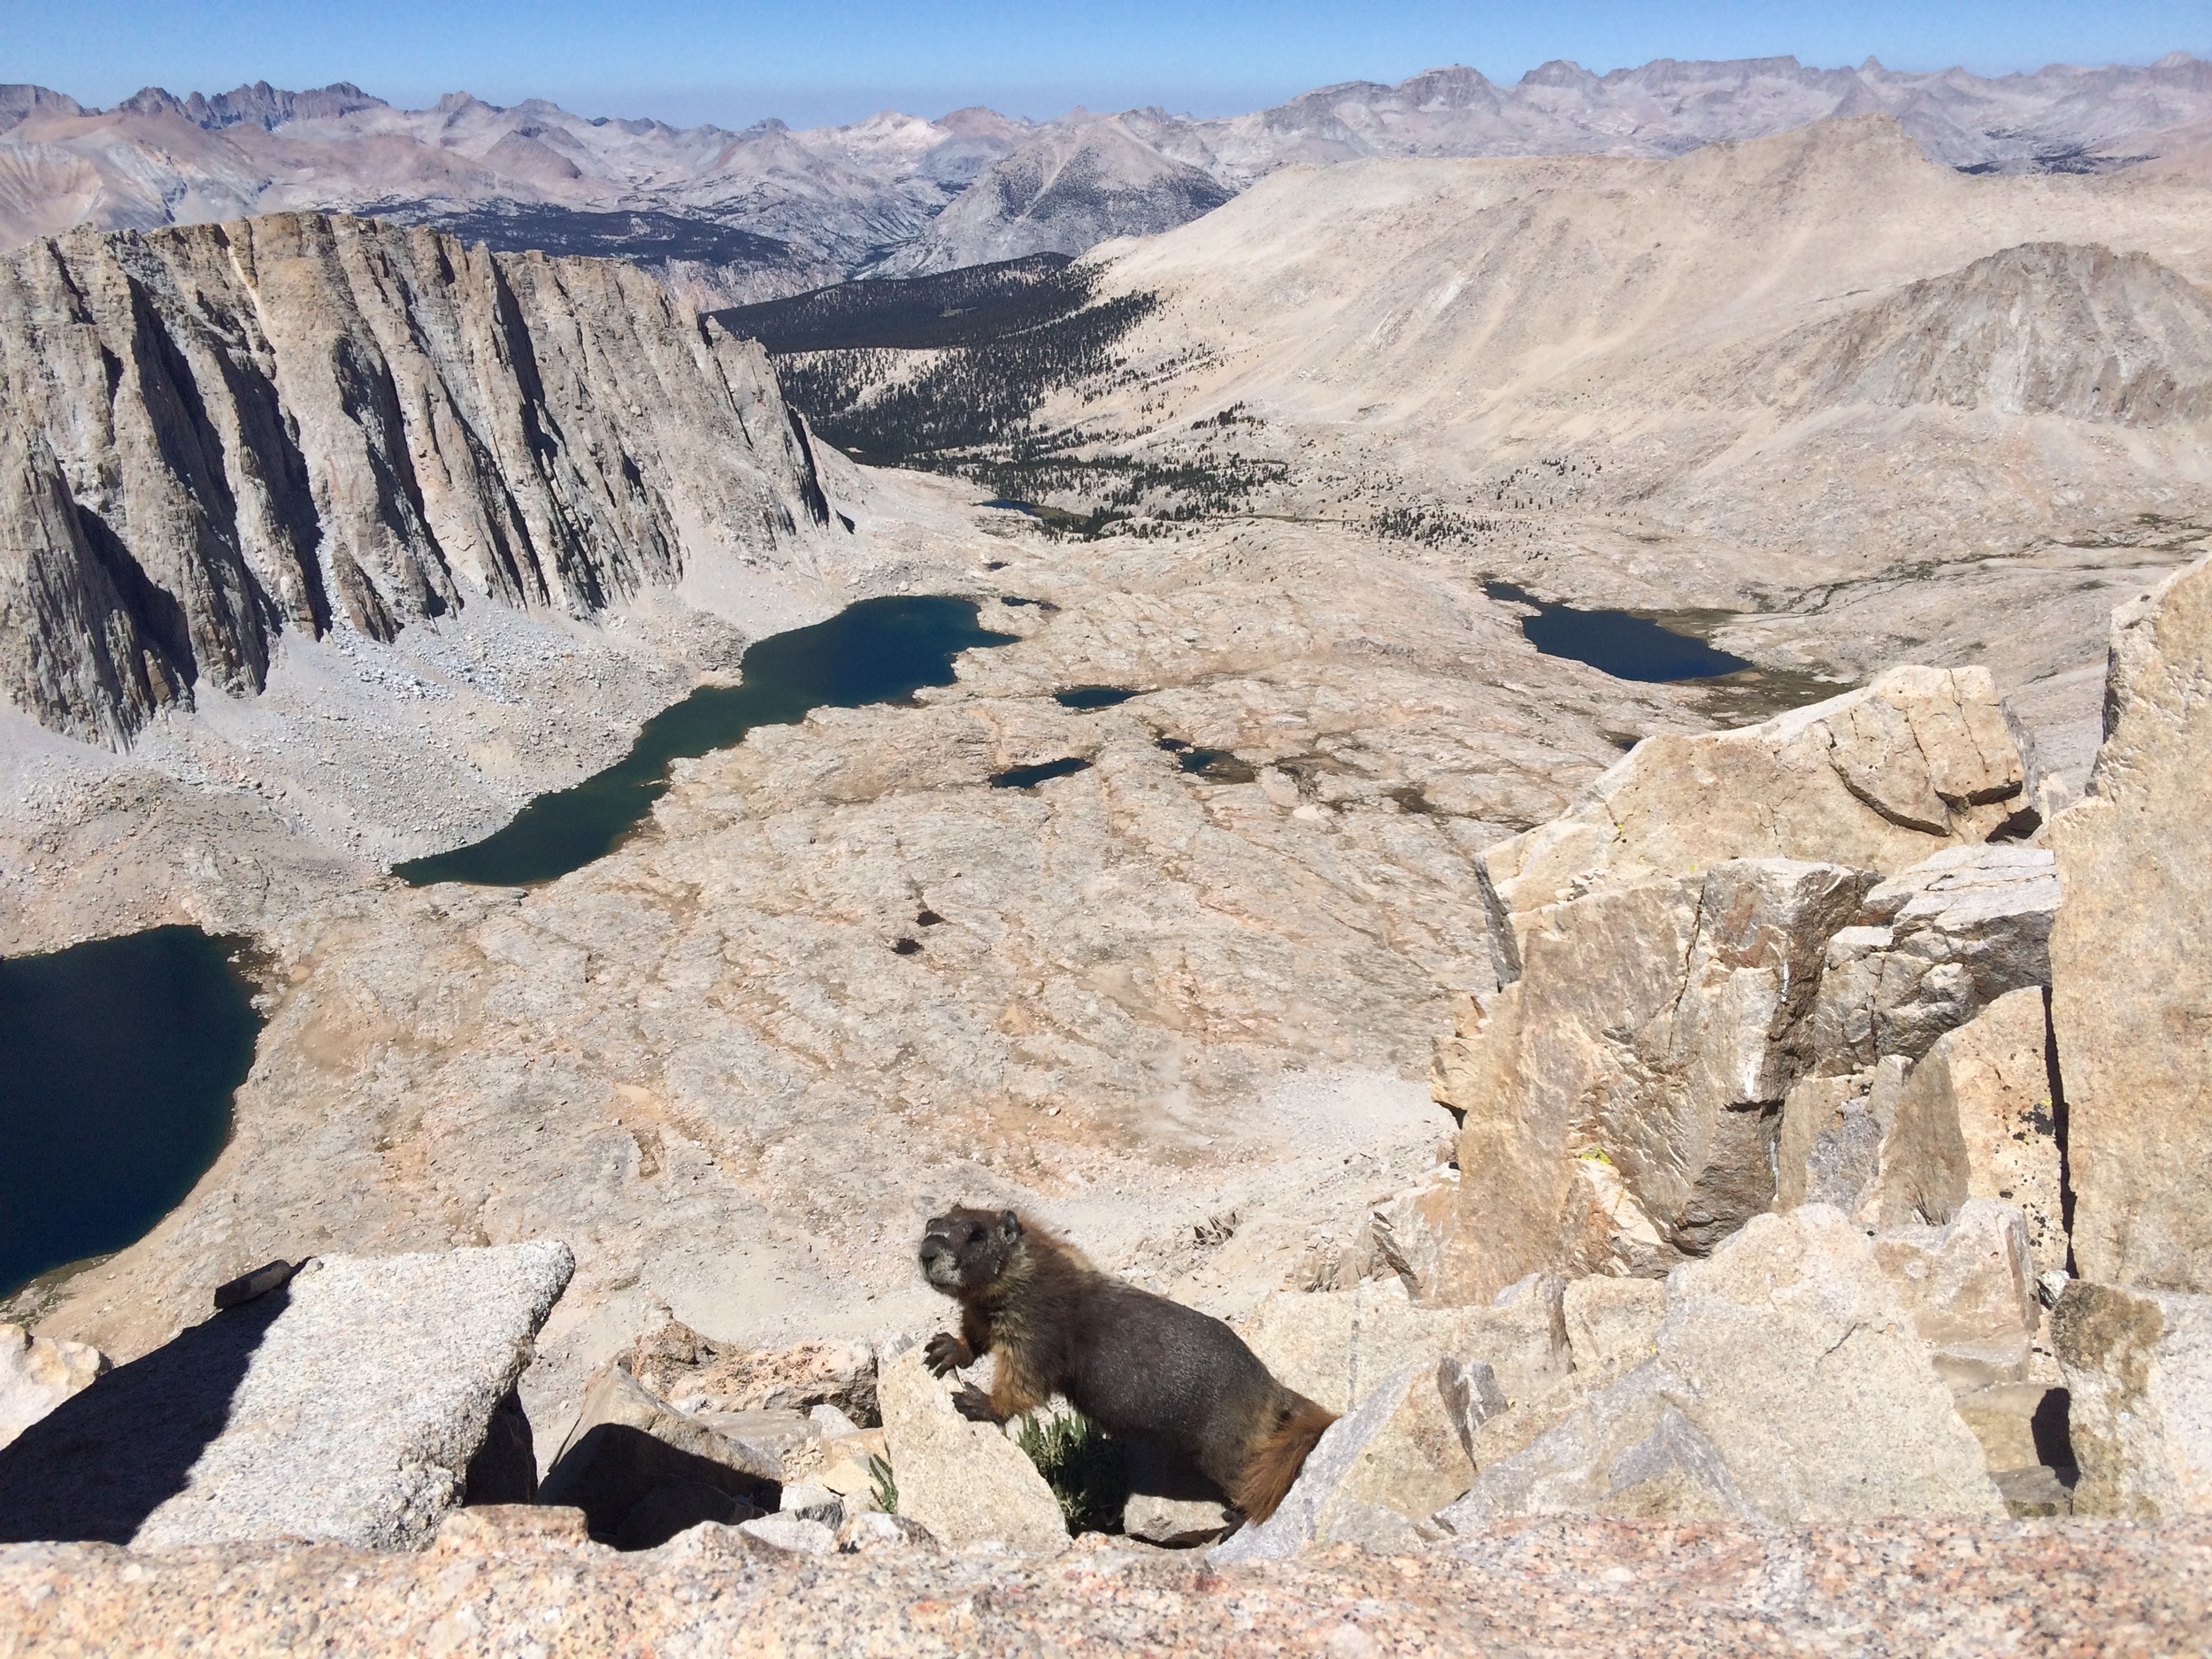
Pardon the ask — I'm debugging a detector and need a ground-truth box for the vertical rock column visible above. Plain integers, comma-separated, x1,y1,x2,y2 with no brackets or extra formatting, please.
2049,556,2212,1294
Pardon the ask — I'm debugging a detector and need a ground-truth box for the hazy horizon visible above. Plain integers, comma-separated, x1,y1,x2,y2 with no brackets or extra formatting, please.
6,0,2207,132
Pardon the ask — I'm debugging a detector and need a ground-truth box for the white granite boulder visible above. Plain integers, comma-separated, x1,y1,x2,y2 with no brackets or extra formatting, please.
1562,1277,1668,1380
1656,1208,2003,1520
1432,1361,1754,1528
1235,1275,1570,1414
1237,1275,1569,1518
1434,1210,2004,1527
874,1347,1067,1554
0,1241,573,1550
1475,664,2025,979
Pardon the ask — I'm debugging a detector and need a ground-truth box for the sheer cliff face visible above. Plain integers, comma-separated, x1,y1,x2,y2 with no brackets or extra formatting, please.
0,212,831,746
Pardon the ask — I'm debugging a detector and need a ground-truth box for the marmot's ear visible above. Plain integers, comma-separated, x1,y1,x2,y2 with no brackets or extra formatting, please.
998,1209,1022,1240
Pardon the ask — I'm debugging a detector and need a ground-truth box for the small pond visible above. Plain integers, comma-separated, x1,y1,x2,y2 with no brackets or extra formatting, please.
989,757,1094,790
1055,686,1141,710
1,926,262,1300
1483,580,1753,682
396,595,1018,887
1156,737,1259,785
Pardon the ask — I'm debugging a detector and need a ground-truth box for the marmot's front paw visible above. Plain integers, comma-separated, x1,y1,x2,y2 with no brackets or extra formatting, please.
923,1332,970,1377
952,1383,1000,1423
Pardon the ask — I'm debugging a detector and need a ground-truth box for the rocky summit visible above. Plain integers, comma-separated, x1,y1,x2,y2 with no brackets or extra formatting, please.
1,62,2211,1656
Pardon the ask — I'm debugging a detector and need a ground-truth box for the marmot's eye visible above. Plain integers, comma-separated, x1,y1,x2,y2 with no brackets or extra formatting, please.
967,1226,985,1243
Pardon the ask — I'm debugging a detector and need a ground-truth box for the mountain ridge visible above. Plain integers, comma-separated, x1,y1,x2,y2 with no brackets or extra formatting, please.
7,52,2212,299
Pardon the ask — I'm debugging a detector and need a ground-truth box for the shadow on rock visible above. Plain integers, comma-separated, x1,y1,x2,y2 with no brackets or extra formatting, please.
0,1289,288,1543
540,1422,778,1548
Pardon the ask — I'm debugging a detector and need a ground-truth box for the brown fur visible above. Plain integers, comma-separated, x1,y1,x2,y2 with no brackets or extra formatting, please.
918,1205,1335,1522
1233,1394,1340,1520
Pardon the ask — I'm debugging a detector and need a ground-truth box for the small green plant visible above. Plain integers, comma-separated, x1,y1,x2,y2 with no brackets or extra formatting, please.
1016,1407,1130,1533
867,1452,898,1516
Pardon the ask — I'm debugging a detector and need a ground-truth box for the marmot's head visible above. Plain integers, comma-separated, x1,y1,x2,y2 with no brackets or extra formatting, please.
919,1206,1023,1297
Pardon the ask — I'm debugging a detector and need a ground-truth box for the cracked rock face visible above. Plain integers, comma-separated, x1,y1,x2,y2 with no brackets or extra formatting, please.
1432,858,1877,1296
1425,667,2039,1297
1806,845,2059,1075
2051,553,2212,1294
1475,666,2024,983
0,212,831,746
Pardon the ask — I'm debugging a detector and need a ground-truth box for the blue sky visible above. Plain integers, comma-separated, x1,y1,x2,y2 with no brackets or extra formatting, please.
4,0,2208,127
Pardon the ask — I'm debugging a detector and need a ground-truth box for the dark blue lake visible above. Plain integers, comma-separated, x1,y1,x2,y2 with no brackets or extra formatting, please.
396,595,1018,888
1484,580,1753,681
1,926,261,1300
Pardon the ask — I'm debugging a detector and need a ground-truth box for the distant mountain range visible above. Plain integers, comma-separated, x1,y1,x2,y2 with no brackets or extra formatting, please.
5,52,2212,303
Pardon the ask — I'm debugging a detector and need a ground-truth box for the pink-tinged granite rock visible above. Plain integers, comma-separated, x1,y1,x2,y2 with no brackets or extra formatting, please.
2,1514,2207,1655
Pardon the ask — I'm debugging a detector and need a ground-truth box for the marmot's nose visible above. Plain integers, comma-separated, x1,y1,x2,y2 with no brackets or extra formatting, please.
918,1239,946,1267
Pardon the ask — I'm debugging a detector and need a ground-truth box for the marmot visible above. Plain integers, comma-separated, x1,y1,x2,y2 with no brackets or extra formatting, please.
918,1205,1335,1522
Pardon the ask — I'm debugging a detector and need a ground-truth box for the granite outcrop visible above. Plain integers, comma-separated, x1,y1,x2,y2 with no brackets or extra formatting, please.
1426,665,2062,1299
2050,554,2212,1295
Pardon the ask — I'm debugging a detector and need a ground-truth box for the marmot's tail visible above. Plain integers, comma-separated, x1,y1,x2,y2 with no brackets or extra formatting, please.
1233,1393,1338,1522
